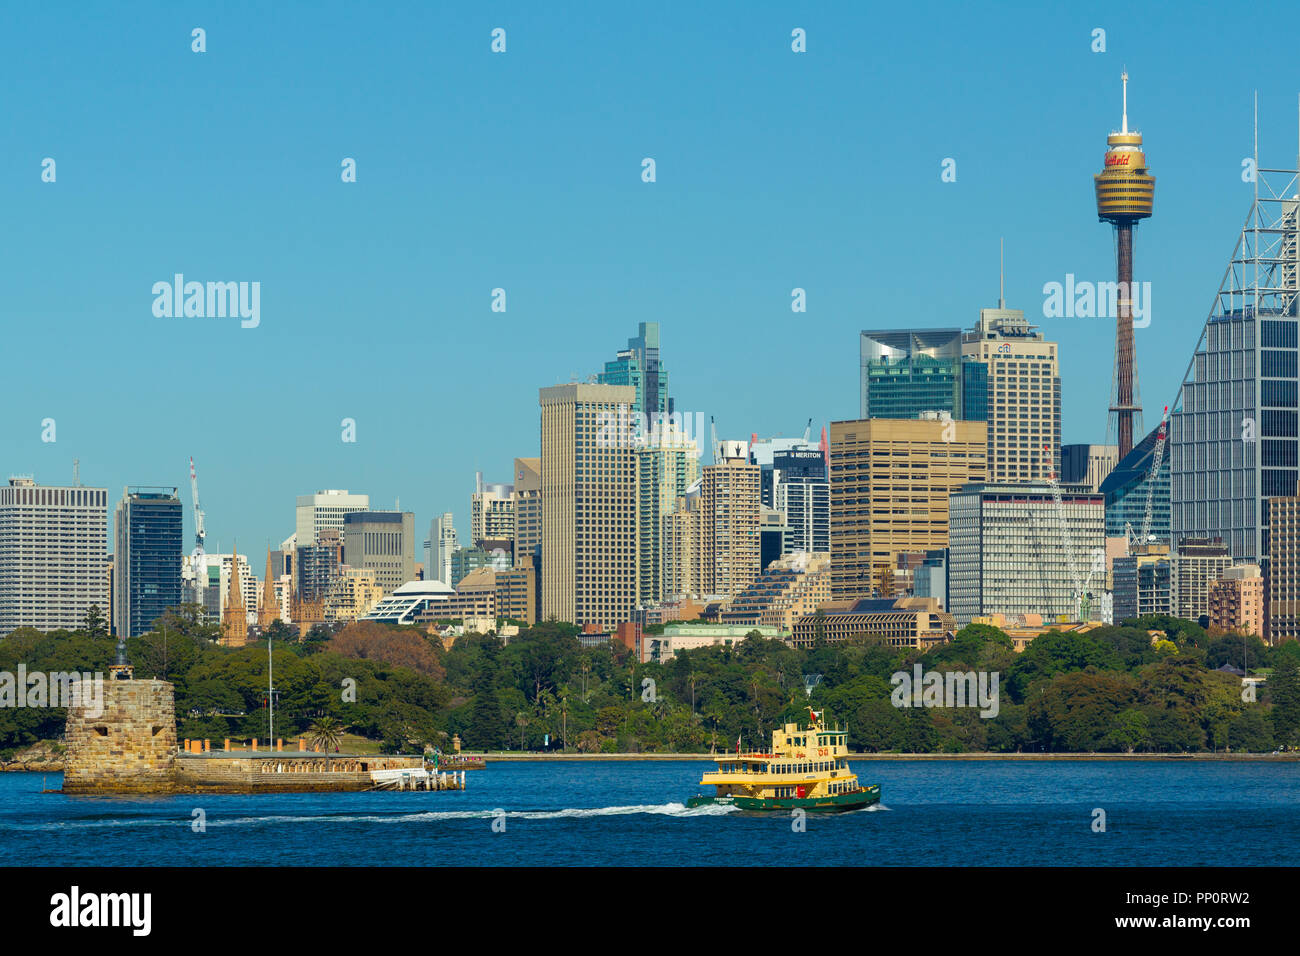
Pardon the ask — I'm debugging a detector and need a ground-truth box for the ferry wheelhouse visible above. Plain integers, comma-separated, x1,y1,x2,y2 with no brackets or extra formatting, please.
686,709,880,813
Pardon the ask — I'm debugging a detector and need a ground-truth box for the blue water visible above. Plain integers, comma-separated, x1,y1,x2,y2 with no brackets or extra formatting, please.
2,760,1297,866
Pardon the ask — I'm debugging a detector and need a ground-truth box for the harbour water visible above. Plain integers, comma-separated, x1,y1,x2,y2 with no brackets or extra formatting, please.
2,759,1297,866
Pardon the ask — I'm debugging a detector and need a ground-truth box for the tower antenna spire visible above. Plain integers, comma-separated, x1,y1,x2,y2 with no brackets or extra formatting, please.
1121,70,1129,134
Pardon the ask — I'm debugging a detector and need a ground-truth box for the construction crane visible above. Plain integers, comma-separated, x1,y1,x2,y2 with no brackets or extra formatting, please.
189,457,207,588
1043,445,1086,620
1139,405,1170,544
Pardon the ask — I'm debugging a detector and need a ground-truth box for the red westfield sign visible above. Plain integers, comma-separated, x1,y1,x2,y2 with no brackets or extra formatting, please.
1105,154,1132,166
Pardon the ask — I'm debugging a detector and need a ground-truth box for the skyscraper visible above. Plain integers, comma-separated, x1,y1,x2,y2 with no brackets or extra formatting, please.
829,416,988,601
636,424,701,603
771,448,829,556
961,303,1062,483
597,321,670,417
426,512,458,587
0,476,109,636
749,433,818,508
860,328,988,422
113,487,183,638
1061,444,1120,493
700,441,761,598
342,511,415,596
947,482,1105,627
471,474,515,550
1170,161,1298,563
1267,482,1300,642
1100,424,1170,543
512,458,542,566
661,487,705,601
295,490,369,547
541,383,639,627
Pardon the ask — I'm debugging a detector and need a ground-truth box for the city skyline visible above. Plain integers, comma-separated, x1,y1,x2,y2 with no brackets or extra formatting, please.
5,3,1300,554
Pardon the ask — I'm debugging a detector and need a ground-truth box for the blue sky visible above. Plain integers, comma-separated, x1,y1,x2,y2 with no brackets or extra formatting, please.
4,0,1299,558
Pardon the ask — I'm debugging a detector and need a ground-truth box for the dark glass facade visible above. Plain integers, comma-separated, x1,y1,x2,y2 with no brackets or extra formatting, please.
113,489,182,637
860,328,988,422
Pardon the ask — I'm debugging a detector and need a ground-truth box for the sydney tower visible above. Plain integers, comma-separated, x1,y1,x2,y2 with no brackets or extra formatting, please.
1094,72,1156,461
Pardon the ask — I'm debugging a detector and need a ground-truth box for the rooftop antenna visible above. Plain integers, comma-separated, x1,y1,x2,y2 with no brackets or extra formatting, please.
998,238,1005,308
72,458,80,487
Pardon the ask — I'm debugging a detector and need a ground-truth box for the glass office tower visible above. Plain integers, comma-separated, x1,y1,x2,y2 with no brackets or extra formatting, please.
113,487,183,637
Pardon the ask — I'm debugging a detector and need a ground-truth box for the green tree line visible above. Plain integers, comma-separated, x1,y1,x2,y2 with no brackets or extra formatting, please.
3,606,1299,756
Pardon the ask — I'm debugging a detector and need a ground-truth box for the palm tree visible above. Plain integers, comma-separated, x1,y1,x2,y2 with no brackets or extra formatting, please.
558,684,571,750
309,716,346,753
580,656,592,703
535,689,556,747
515,711,530,751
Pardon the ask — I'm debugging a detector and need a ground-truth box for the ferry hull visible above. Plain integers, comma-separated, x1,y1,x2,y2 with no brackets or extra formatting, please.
687,785,880,814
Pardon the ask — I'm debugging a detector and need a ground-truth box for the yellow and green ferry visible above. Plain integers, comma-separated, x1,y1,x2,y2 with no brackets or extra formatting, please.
686,709,880,813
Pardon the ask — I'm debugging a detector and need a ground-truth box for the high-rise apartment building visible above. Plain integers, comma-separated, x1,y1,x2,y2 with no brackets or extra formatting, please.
112,487,183,638
750,435,819,509
661,489,705,601
947,482,1105,627
636,425,701,604
772,449,829,556
860,328,988,422
541,383,639,627
323,567,384,622
295,490,369,547
1268,482,1300,642
0,477,109,636
700,441,761,599
829,417,988,601
297,528,342,603
512,458,542,565
961,305,1062,482
1208,564,1264,638
1112,543,1172,623
342,511,414,596
471,474,515,550
1171,537,1233,623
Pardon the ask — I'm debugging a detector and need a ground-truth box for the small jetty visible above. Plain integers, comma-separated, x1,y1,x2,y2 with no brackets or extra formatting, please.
56,646,468,795
170,738,466,794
